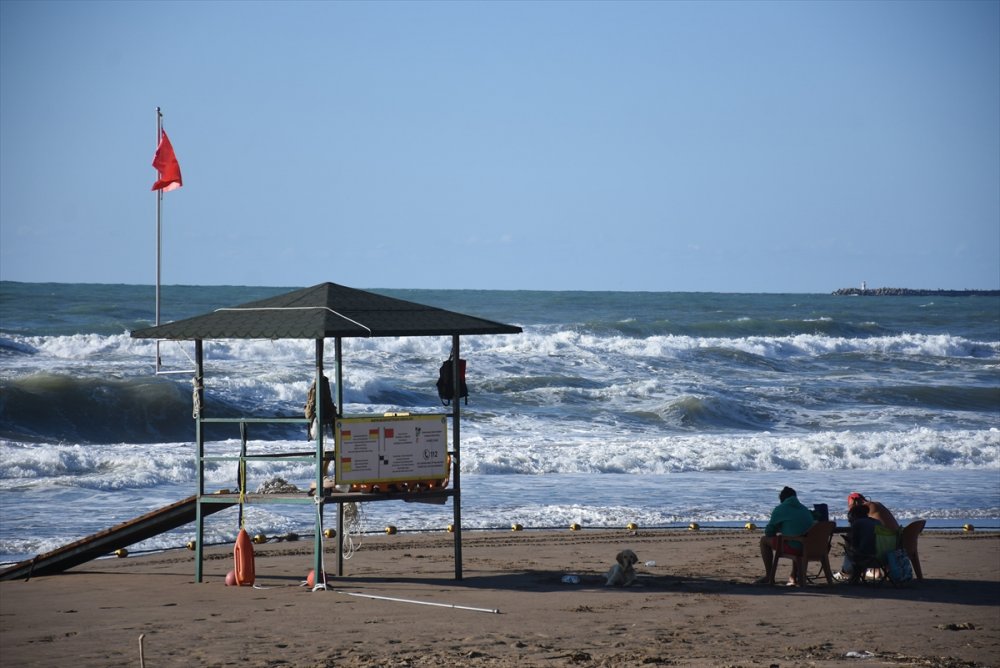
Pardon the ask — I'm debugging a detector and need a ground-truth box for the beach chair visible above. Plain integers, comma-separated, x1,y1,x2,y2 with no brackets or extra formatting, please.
842,541,888,587
848,523,918,587
770,520,835,587
900,519,926,580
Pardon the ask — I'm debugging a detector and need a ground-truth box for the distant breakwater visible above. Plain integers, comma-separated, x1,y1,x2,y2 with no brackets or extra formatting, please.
833,287,1000,297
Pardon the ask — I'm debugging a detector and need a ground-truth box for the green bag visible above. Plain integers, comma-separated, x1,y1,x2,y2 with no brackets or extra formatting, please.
874,525,900,560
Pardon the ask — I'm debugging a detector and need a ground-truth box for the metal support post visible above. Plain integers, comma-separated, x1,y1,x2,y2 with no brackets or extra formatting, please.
451,334,463,579
313,339,326,587
194,340,205,582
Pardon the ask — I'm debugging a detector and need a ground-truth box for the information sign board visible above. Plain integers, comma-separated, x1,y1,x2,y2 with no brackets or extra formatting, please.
335,415,449,485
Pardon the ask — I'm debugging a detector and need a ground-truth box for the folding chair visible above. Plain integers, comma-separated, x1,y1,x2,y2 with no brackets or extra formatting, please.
842,541,889,587
845,524,915,588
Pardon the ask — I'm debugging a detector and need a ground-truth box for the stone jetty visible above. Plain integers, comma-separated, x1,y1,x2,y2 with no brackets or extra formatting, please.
833,287,1000,297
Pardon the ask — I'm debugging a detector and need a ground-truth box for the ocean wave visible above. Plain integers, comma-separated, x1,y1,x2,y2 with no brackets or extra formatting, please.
0,439,318,491
577,315,894,340
481,329,999,367
5,327,996,366
3,429,995,497
0,373,193,443
657,394,776,431
465,428,1000,474
0,338,38,356
0,441,197,489
2,325,996,446
0,373,301,444
858,385,1000,413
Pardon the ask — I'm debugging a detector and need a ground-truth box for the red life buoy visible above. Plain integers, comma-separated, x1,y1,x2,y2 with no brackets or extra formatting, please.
234,528,255,586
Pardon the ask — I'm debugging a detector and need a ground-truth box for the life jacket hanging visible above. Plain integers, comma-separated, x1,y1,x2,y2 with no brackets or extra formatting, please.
436,357,468,406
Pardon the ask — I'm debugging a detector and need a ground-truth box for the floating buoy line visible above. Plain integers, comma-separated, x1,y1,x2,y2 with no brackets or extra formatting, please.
93,521,984,561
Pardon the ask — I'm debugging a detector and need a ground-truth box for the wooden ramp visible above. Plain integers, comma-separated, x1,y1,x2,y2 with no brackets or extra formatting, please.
0,496,234,581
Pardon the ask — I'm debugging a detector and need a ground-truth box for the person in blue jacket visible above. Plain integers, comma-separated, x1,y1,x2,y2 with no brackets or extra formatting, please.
756,486,816,584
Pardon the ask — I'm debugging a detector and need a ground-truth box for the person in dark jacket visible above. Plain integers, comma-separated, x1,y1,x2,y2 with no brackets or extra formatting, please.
847,503,882,559
835,501,884,581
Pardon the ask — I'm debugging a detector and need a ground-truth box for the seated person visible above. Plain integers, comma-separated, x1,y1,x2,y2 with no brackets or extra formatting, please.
837,503,883,582
757,486,816,585
847,492,899,532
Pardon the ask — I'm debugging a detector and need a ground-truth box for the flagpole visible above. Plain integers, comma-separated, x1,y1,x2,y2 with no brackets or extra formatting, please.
151,109,185,375
156,107,163,330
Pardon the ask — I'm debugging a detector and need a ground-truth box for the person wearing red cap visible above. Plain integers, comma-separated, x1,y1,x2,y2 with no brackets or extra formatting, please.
834,492,900,581
839,502,884,582
847,492,899,532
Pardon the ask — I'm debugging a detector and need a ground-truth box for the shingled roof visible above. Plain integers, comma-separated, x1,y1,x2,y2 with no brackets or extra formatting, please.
130,282,522,340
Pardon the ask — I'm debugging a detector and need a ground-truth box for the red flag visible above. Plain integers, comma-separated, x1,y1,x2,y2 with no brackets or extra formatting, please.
151,129,183,191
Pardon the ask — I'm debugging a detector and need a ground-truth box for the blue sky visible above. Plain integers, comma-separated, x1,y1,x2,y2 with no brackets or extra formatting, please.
1,0,997,292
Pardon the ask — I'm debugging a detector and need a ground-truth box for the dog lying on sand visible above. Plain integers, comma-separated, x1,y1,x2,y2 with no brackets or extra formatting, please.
605,549,639,587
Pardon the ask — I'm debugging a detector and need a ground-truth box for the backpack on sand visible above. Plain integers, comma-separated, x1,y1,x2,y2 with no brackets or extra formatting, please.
886,548,914,583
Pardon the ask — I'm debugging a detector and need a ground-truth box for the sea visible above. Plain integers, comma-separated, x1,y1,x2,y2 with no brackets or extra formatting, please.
1,282,998,566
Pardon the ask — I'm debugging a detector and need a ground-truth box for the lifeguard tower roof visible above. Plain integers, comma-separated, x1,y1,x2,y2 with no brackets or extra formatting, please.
130,282,523,340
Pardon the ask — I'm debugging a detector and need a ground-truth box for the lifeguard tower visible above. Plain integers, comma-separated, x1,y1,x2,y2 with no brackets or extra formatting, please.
130,282,522,583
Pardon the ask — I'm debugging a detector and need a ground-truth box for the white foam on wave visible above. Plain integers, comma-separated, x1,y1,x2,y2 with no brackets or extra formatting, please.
27,332,135,360
464,427,1000,474
3,426,995,507
0,441,198,490
6,329,997,395
526,328,1000,359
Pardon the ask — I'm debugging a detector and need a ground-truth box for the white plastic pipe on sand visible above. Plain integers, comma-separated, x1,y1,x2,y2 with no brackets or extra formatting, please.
336,590,500,614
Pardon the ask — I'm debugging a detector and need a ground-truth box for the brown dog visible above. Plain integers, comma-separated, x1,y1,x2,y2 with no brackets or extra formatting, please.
605,549,639,587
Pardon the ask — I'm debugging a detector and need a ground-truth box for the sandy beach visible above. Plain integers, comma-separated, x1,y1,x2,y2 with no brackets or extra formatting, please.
1,529,997,667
